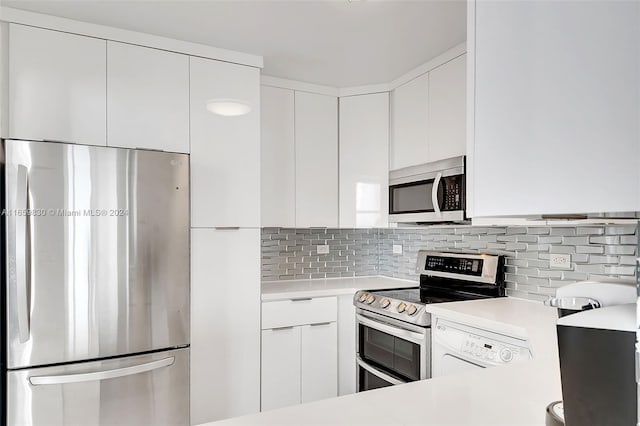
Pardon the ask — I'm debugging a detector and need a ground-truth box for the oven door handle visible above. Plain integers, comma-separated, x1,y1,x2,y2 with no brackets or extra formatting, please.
356,314,425,344
357,358,405,386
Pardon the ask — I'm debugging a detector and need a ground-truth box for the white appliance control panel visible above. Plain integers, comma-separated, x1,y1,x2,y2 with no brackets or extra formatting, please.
432,317,532,377
459,333,525,364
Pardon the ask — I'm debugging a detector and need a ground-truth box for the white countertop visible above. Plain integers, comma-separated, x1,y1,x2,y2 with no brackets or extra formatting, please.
261,276,417,301
206,296,562,426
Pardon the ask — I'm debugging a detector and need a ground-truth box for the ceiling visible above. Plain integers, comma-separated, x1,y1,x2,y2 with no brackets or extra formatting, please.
2,0,467,88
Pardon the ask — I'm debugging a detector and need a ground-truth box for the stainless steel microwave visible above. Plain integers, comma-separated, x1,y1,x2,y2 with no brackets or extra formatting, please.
388,156,465,223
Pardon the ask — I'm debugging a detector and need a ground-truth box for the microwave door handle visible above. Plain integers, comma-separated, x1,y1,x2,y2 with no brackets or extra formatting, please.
432,172,443,217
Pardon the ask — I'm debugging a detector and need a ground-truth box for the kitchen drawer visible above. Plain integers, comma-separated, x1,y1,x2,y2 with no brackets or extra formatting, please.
262,297,337,329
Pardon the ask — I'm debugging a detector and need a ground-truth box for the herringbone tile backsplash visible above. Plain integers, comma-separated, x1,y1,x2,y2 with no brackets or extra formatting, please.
261,224,638,301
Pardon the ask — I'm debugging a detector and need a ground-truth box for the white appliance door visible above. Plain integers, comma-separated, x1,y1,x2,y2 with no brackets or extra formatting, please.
435,353,484,377
5,139,190,369
7,348,189,426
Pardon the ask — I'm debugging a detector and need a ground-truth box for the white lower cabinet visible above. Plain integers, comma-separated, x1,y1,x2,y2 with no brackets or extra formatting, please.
191,228,260,424
261,297,338,411
301,323,338,403
261,327,302,411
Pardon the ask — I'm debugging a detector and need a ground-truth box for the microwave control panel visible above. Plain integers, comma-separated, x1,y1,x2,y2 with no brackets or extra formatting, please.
442,176,464,211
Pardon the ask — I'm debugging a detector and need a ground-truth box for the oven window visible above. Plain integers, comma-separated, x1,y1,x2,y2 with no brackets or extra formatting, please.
359,323,421,381
359,367,394,392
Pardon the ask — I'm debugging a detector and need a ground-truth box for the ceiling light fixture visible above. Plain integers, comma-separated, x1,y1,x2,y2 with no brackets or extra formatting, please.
206,99,251,117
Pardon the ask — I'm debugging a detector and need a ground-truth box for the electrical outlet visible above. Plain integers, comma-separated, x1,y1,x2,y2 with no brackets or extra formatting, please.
317,245,330,254
393,244,403,255
550,253,571,269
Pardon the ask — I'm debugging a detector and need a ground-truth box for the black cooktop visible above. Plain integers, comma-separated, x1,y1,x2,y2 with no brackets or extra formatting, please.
371,287,492,305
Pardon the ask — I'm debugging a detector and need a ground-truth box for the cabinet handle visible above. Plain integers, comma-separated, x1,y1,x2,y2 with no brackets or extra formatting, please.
214,227,241,230
290,298,312,302
270,326,294,332
310,322,332,327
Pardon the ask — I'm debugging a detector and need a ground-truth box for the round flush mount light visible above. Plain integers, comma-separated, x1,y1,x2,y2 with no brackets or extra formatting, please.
206,99,251,117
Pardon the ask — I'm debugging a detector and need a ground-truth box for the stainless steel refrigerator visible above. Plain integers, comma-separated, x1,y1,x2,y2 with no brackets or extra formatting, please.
2,139,190,425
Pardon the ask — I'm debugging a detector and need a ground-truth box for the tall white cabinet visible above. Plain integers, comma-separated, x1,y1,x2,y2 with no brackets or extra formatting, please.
189,57,261,424
339,93,389,228
106,41,189,152
7,24,106,146
190,56,261,228
471,0,640,216
191,229,261,424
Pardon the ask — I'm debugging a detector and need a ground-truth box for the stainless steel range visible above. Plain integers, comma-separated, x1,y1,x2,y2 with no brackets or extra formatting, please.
354,250,505,391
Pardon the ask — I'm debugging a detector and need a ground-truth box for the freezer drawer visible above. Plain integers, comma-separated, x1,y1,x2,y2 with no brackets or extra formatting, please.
7,347,189,426
4,140,190,368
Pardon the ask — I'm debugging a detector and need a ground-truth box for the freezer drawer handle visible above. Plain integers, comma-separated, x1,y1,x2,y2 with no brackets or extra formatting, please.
15,165,30,343
29,357,175,386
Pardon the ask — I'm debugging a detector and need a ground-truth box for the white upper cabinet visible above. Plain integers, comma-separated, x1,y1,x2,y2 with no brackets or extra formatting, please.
427,54,466,162
107,42,189,152
261,86,295,227
294,91,338,228
190,57,261,228
339,93,389,228
8,24,106,146
390,52,467,171
472,1,640,216
390,73,429,170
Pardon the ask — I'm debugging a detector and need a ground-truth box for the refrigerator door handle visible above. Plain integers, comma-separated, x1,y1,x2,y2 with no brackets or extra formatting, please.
15,165,30,343
29,356,175,386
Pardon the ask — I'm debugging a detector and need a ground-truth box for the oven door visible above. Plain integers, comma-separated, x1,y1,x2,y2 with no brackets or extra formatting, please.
357,358,405,392
356,311,430,389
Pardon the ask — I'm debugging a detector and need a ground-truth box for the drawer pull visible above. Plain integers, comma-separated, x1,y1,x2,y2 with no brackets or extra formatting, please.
310,322,332,327
270,326,294,331
290,298,312,302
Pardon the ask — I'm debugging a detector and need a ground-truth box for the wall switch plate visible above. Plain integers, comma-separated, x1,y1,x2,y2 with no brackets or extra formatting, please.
317,245,330,254
393,244,403,255
550,253,571,269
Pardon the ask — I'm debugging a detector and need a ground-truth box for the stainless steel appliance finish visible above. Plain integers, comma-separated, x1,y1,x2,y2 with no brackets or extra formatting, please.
7,348,189,426
3,139,191,425
354,251,505,392
388,156,465,223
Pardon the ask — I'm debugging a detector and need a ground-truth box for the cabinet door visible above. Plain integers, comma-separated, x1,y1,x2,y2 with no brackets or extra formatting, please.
8,24,106,146
190,57,260,227
339,93,389,228
107,42,189,152
473,1,640,216
261,86,295,227
390,72,429,170
261,327,302,411
301,322,338,403
191,229,260,424
427,54,466,162
295,91,338,227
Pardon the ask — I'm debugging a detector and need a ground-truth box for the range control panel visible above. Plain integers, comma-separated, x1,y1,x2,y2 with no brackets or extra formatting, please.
426,255,483,276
